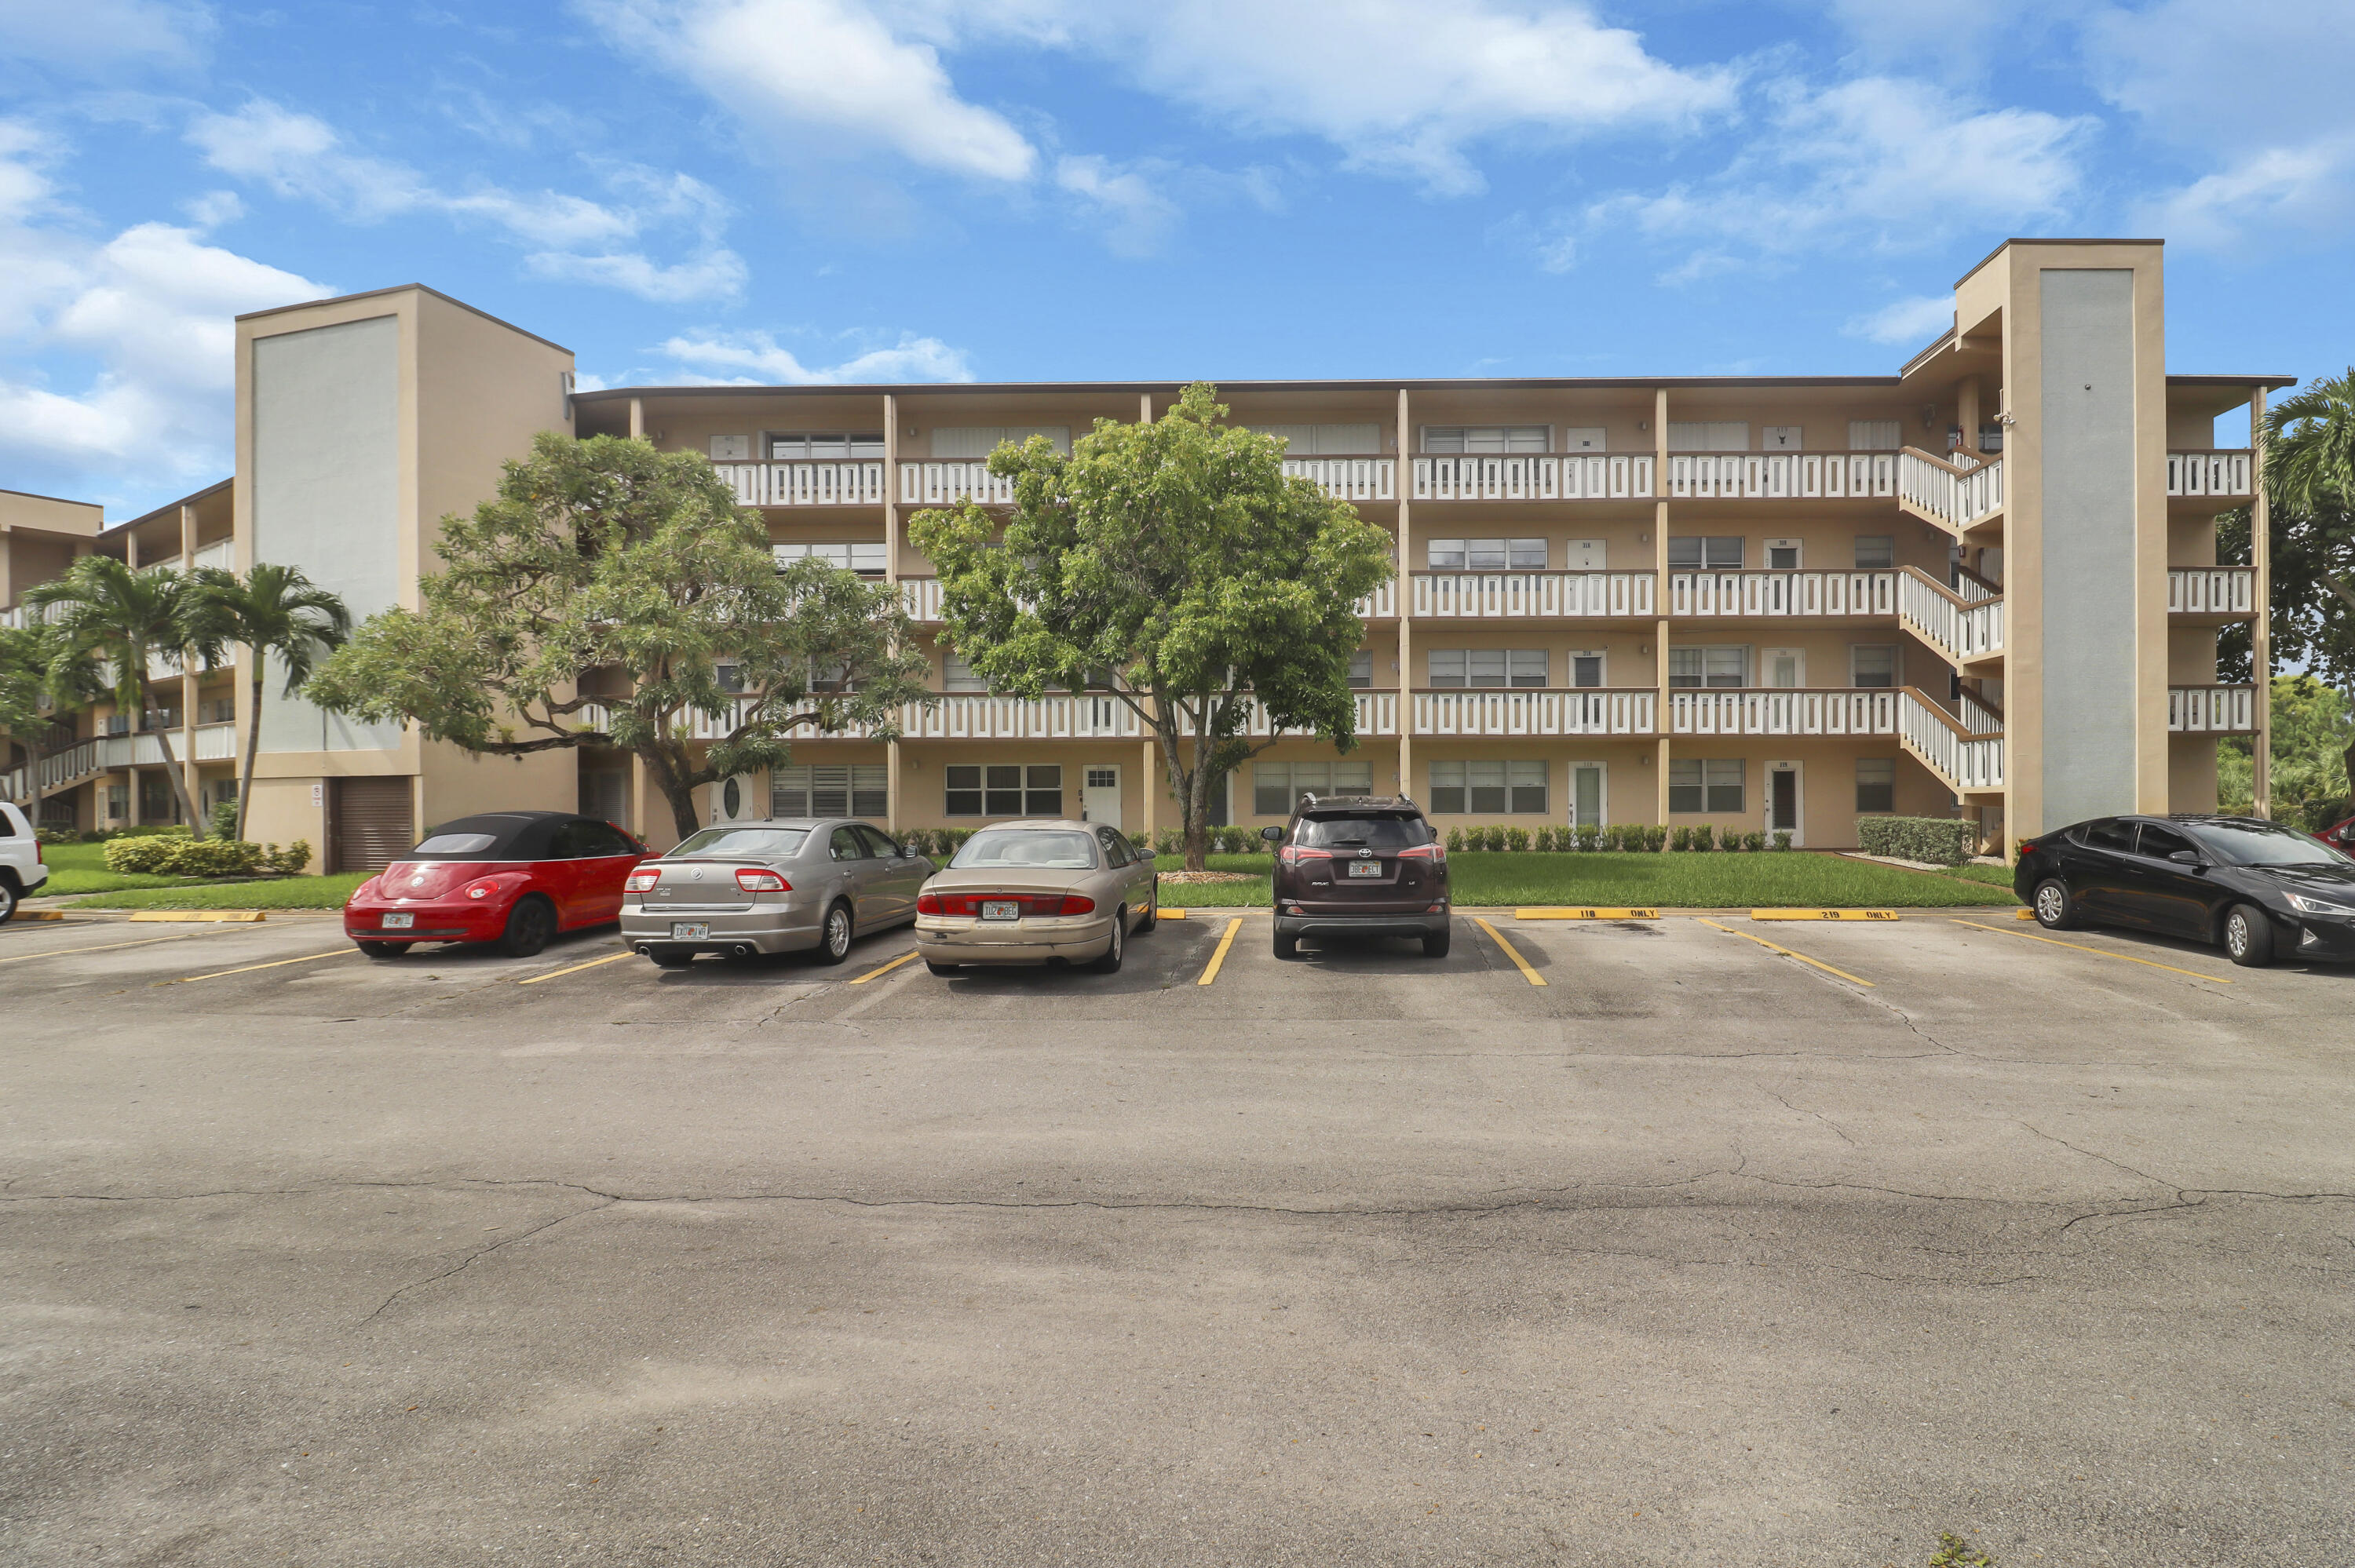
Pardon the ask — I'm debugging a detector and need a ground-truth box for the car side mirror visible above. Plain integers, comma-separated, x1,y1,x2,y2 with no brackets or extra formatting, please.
1260,825,1283,842
2168,849,2206,869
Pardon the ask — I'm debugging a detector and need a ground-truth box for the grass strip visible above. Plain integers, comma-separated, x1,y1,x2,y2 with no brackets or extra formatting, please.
68,873,369,911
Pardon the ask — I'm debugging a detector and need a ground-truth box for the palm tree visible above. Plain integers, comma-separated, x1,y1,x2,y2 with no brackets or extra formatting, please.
188,563,351,841
2263,367,2355,614
26,556,214,837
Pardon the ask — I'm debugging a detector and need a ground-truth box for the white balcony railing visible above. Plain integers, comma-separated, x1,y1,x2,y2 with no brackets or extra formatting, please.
899,576,1397,624
1667,451,1897,501
2167,451,2254,498
1411,571,1655,619
1211,691,1399,738
192,722,237,761
1897,449,2005,532
1959,691,2005,735
2168,567,2256,616
713,460,887,508
1898,687,2004,794
2168,684,2256,734
1411,687,1656,738
1412,454,1653,502
904,694,1138,740
900,462,1018,507
1897,568,2003,665
1667,571,1895,618
1668,688,1896,737
0,764,24,803
1283,458,1395,501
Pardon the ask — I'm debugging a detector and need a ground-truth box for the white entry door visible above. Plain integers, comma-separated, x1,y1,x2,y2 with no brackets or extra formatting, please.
1766,761,1802,844
1081,765,1122,830
1762,648,1806,689
1569,762,1606,829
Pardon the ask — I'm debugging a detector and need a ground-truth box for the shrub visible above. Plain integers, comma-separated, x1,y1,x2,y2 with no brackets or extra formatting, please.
111,823,188,840
1216,825,1254,855
1445,826,1466,853
104,834,185,874
1531,825,1554,852
1669,826,1690,851
1772,830,1793,851
1574,824,1599,853
1743,830,1765,852
1855,815,1974,866
1155,827,1183,856
1694,824,1716,851
172,837,265,877
34,826,75,845
208,800,240,841
264,840,314,877
1504,826,1530,853
1484,826,1508,851
1645,825,1668,852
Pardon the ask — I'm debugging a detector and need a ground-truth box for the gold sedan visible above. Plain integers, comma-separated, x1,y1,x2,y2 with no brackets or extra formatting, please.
913,820,1159,975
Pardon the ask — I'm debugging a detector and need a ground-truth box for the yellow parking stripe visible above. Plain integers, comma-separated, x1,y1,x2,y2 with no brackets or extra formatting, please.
851,949,922,984
1696,917,1874,988
1952,920,2235,983
1196,917,1243,986
176,948,363,983
519,950,634,986
0,928,239,966
1473,918,1546,985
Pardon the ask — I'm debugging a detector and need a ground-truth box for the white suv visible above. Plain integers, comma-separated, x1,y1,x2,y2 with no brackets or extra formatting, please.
0,801,50,923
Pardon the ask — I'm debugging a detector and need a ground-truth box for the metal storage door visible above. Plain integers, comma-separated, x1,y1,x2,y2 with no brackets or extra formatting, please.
329,776,414,873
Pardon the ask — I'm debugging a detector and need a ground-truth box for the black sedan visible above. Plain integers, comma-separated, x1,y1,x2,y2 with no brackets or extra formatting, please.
2014,813,2355,967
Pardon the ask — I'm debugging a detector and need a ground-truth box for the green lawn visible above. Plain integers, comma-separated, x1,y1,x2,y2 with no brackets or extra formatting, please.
1938,862,2019,888
1149,850,2020,909
66,873,369,911
33,841,214,896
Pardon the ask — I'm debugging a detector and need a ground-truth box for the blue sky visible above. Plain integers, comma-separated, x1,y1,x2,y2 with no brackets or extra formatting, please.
3,0,2351,519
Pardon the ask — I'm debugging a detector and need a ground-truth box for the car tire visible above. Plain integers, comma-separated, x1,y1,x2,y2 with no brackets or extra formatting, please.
813,901,853,965
0,874,18,924
2224,904,2276,968
648,948,695,968
925,959,961,976
2031,877,2081,931
1272,929,1298,960
1093,909,1126,973
1134,881,1157,933
498,896,556,958
1423,925,1451,959
357,941,411,959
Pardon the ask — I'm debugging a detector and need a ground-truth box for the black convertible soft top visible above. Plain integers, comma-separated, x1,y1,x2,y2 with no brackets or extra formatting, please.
406,811,572,861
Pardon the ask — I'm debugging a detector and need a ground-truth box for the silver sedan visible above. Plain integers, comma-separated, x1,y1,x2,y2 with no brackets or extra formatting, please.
913,820,1159,975
620,819,933,967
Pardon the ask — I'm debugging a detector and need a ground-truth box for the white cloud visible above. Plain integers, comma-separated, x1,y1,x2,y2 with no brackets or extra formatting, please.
1054,155,1179,257
659,329,975,383
0,0,213,75
579,0,1038,182
2144,134,2355,250
1844,293,1954,347
186,100,747,303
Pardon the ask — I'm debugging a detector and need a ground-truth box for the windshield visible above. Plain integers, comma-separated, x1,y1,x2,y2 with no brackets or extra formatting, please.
670,826,810,859
2189,821,2353,868
949,830,1098,870
1294,815,1433,851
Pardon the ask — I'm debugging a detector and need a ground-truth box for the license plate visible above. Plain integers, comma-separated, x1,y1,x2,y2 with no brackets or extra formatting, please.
980,900,1020,921
670,922,710,941
382,912,414,929
1347,861,1383,877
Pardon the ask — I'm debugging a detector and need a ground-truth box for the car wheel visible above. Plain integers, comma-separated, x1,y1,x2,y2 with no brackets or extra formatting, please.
2224,904,2276,968
1423,925,1451,959
1272,929,1298,960
0,875,18,924
2031,878,2081,931
924,959,961,976
1092,909,1126,973
497,896,556,958
1134,881,1157,933
357,941,411,959
813,901,853,965
648,948,695,969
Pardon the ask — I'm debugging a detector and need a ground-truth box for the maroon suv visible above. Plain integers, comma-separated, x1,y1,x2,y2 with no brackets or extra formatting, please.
1262,794,1451,959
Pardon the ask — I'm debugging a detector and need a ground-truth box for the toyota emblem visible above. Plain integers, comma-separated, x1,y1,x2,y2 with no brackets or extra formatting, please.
1357,848,1373,858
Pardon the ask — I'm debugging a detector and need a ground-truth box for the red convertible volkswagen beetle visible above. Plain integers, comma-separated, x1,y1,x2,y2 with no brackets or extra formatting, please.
343,811,651,958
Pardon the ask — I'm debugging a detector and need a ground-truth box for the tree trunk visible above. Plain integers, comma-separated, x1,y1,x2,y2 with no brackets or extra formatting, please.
137,662,204,838
235,665,262,841
1185,716,1212,872
639,741,702,843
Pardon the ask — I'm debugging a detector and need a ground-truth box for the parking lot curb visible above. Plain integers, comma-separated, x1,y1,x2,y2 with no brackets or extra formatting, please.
1751,908,1900,921
1515,906,1661,920
128,910,268,923
9,910,68,921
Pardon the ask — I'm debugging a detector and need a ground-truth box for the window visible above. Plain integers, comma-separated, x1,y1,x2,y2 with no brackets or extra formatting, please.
1764,538,1801,569
2082,819,2137,853
773,764,887,819
1667,759,1745,814
1252,423,1380,454
931,426,1071,458
1667,421,1747,452
1096,826,1130,867
1848,420,1900,452
1426,538,1546,571
2134,822,2191,861
951,830,1097,869
1254,760,1375,816
1853,534,1895,569
1422,425,1549,453
1347,650,1373,690
1670,647,1747,688
1294,815,1433,850
1849,645,1897,689
1667,536,1744,570
1086,767,1118,791
941,654,989,693
714,662,746,694
1856,758,1895,814
1426,760,1546,815
767,432,885,460
774,541,886,575
1426,649,1546,687
674,826,809,859
1570,651,1605,688
829,826,870,860
943,764,1061,818
855,825,904,859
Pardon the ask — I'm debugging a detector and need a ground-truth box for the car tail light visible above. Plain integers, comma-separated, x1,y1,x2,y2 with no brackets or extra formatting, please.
1280,846,1332,868
624,870,659,892
354,876,379,900
463,879,499,899
918,892,1093,917
1399,844,1444,864
735,868,789,892
917,891,944,915
1054,894,1095,916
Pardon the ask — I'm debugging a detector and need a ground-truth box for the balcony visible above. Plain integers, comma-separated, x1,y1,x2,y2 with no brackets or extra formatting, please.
1283,458,1394,501
1667,452,1897,501
2168,567,2256,619
1897,449,2005,534
714,460,887,508
1667,688,1896,737
1897,687,2004,795
2169,684,2256,735
1667,570,1896,618
902,694,1139,740
1896,568,2004,667
900,462,1016,507
1411,687,1656,737
900,577,1397,623
1411,570,1654,619
2167,451,2254,499
1412,454,1653,502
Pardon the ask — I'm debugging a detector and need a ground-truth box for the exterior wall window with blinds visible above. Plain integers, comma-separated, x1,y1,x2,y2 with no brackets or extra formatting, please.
1668,536,1744,569
1668,759,1745,814
1667,422,1747,452
1853,534,1895,568
1429,760,1546,814
1570,652,1605,687
1253,760,1375,816
1428,650,1547,688
1348,651,1373,689
1426,538,1546,570
1422,426,1548,453
1253,424,1381,454
775,542,885,575
1668,647,1747,688
773,765,887,820
1849,645,1897,688
1856,758,1896,813
1848,420,1900,451
945,764,1061,818
941,654,989,692
768,432,885,459
931,427,1072,458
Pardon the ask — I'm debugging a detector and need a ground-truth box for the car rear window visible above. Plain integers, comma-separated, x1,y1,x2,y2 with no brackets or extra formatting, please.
1294,815,1433,851
672,826,810,859
2190,821,2353,867
950,830,1098,870
409,832,500,856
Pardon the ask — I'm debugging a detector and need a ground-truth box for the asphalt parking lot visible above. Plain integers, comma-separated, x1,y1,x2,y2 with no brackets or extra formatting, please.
4,906,2351,1566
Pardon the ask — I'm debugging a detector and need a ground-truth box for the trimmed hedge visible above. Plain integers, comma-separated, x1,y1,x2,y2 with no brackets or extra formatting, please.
1856,815,1975,866
100,833,311,878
